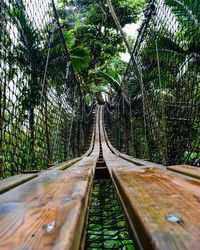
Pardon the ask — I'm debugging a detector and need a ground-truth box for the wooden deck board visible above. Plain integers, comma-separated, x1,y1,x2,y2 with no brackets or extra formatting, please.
1,106,199,250
0,160,95,250
47,157,82,171
0,174,37,194
0,107,100,250
99,106,200,250
167,165,200,180
112,167,200,250
102,110,163,168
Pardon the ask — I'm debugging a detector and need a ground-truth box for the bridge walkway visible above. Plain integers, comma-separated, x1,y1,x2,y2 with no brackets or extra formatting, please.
0,106,199,250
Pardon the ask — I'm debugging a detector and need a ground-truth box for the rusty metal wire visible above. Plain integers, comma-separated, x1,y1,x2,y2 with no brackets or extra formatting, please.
0,0,93,177
105,0,200,166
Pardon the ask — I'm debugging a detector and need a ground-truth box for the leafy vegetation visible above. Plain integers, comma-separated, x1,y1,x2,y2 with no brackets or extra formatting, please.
0,0,199,175
0,1,199,248
106,0,200,165
86,179,135,249
54,0,145,97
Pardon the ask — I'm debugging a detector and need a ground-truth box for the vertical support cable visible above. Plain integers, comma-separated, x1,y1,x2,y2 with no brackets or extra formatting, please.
155,37,168,165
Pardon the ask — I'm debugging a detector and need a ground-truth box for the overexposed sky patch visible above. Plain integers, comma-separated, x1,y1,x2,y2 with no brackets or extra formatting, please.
124,22,141,37
120,21,141,62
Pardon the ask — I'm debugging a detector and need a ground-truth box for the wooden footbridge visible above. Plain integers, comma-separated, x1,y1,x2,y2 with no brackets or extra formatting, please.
0,106,200,250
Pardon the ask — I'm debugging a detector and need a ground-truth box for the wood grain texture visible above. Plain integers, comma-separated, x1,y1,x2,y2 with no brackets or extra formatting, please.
113,167,200,250
45,107,97,172
98,106,200,250
48,157,82,171
167,165,200,180
0,165,94,250
0,174,37,194
99,106,138,174
0,107,100,250
102,107,163,168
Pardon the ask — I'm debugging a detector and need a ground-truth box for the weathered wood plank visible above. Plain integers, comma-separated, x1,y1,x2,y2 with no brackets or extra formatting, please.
102,112,163,168
23,170,41,173
0,167,94,250
98,106,200,249
0,174,37,194
99,106,163,170
47,108,97,172
167,165,200,180
112,167,200,250
0,107,100,250
48,157,82,171
99,106,138,174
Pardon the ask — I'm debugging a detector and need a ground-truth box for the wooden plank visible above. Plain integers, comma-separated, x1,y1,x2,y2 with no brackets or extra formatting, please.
23,170,40,173
112,167,200,250
0,174,37,194
99,106,139,174
167,165,200,180
102,106,163,168
0,107,100,250
47,108,97,172
98,106,200,249
48,157,82,171
0,166,94,250
100,106,197,181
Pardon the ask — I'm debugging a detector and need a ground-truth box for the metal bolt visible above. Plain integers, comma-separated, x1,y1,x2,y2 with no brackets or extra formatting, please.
43,220,56,233
166,214,182,223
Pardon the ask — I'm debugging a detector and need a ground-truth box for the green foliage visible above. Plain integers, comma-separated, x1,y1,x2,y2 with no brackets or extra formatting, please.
164,0,200,24
71,0,145,28
86,179,135,249
63,30,76,48
164,0,200,54
70,45,91,71
55,0,144,96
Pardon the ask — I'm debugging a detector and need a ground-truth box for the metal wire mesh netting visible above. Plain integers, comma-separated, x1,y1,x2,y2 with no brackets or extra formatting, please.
0,0,93,177
105,0,200,166
86,179,134,250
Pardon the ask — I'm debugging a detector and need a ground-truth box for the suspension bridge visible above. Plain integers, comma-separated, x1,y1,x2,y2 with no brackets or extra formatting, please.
0,106,200,250
0,0,200,249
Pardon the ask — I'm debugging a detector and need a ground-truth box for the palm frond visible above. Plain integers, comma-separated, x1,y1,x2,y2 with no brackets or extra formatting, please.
63,30,76,49
164,0,200,24
70,45,90,71
7,5,40,50
96,71,121,92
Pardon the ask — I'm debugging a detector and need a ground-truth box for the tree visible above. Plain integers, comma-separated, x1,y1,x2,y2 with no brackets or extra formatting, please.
55,0,145,94
106,0,132,53
6,3,46,168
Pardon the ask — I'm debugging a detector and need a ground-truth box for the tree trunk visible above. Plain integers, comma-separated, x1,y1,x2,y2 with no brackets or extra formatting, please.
77,119,81,156
63,134,67,160
106,0,132,54
72,122,76,158
76,95,83,156
95,92,105,105
82,95,89,150
94,77,105,105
